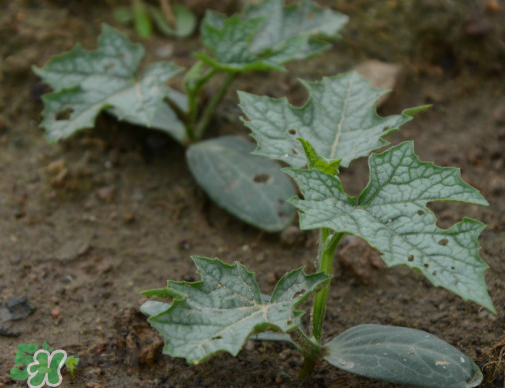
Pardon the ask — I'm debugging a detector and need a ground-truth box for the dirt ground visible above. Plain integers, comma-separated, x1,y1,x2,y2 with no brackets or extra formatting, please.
1,0,504,387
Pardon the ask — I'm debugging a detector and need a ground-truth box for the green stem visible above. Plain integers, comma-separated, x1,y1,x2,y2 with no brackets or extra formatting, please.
289,327,320,379
311,230,343,343
187,68,218,126
194,72,236,139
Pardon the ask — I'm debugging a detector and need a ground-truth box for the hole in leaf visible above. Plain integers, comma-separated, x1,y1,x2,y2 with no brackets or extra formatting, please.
408,255,414,262
278,211,288,219
292,148,298,155
253,174,271,184
211,336,222,340
278,199,285,205
55,108,74,121
424,263,429,268
288,128,297,135
417,210,424,216
287,319,293,325
438,239,449,246
293,289,307,299
451,266,455,270
382,126,390,132
432,271,437,276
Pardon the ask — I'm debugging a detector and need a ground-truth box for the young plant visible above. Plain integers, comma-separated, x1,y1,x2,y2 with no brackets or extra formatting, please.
141,72,494,388
33,0,348,232
112,0,197,39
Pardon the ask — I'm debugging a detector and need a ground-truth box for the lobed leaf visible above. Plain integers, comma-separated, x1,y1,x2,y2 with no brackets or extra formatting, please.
324,324,482,388
196,0,348,72
285,141,494,312
240,72,428,168
33,24,183,142
143,257,330,364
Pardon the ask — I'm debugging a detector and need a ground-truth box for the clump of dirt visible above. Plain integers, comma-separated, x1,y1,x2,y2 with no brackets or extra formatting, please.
481,335,505,387
114,307,164,366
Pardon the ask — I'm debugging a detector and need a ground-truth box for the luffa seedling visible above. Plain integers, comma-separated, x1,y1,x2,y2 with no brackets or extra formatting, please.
142,72,493,388
33,0,348,232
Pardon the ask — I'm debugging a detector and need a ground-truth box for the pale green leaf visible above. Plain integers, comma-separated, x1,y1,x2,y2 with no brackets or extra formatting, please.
108,88,188,144
150,4,197,38
324,324,482,388
140,300,171,317
186,136,296,232
144,257,330,364
33,24,183,142
196,0,348,72
240,72,429,168
286,141,494,312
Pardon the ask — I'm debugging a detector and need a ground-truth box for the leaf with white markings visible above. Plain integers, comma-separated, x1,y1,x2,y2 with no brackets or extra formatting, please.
33,24,183,142
197,0,348,72
142,257,330,364
285,141,494,312
240,72,428,168
324,324,482,388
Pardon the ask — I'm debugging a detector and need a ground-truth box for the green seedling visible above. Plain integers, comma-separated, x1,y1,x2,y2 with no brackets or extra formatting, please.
65,356,79,380
34,0,348,232
141,72,493,388
113,0,196,39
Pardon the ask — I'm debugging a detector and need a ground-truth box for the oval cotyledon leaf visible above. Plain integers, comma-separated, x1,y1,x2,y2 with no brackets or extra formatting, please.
324,324,482,388
186,136,296,232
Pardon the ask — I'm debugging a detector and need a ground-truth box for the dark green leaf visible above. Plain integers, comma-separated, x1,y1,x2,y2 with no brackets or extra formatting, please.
286,141,494,312
144,257,330,364
324,324,482,388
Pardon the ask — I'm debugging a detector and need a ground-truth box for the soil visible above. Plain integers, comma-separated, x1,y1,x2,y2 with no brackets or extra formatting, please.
1,0,504,387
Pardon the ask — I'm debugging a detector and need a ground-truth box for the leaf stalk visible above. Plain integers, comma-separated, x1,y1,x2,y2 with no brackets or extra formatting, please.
194,72,236,139
311,229,343,343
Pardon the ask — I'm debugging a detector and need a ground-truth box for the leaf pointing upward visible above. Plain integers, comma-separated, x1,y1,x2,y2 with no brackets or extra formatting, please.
33,24,182,142
240,72,428,168
197,0,348,72
144,257,330,364
285,141,494,312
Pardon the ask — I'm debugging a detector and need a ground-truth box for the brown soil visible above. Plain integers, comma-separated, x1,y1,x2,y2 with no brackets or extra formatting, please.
1,0,504,387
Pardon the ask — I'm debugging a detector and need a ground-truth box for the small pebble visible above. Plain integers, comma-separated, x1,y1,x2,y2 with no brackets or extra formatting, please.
279,349,291,361
155,44,174,58
280,226,305,246
123,213,135,223
51,308,61,319
96,186,115,201
485,0,501,13
47,159,66,174
266,272,277,285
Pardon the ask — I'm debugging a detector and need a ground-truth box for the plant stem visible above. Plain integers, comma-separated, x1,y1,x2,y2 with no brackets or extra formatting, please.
159,0,175,29
186,67,218,125
311,229,343,343
194,72,236,139
289,327,320,379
